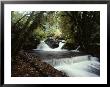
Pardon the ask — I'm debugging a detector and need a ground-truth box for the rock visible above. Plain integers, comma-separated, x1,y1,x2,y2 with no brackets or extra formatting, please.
45,38,59,48
52,43,59,48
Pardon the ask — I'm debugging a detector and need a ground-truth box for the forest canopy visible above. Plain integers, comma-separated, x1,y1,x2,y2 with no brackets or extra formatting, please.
11,11,100,58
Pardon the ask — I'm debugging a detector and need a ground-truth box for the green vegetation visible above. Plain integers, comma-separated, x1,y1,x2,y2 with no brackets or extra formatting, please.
11,11,100,58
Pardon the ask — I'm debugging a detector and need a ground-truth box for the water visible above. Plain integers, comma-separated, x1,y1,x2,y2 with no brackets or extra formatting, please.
44,56,100,77
34,40,79,52
34,40,66,51
32,40,100,77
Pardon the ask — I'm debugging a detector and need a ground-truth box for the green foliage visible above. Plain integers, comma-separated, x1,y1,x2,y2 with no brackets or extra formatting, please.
11,11,100,57
32,11,62,40
63,11,100,57
11,11,45,57
33,27,47,40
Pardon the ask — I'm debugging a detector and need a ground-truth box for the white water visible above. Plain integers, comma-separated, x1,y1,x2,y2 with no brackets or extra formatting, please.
34,40,100,77
44,55,100,77
34,40,66,51
54,61,99,77
34,40,79,51
35,41,52,51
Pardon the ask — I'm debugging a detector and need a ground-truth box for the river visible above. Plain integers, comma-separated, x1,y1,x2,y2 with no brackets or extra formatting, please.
31,40,100,77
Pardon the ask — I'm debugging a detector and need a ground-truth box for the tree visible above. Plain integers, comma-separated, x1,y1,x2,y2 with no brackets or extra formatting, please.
11,11,45,57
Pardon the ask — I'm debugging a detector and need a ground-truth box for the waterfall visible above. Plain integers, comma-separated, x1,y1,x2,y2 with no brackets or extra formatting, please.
33,40,100,77
35,41,52,51
43,55,100,77
34,40,66,51
53,42,65,51
75,45,80,51
34,40,81,52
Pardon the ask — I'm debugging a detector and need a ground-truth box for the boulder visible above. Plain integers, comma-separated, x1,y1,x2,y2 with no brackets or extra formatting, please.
45,38,59,48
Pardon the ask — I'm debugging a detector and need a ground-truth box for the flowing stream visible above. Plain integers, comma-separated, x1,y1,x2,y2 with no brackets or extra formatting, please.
33,40,100,77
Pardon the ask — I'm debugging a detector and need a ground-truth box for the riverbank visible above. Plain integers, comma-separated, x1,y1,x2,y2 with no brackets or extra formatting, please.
11,50,67,77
